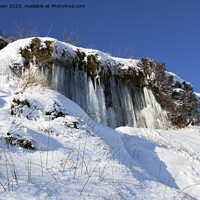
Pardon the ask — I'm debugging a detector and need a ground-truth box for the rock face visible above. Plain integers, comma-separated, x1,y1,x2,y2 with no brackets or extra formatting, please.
0,37,8,50
138,58,199,128
1,37,199,129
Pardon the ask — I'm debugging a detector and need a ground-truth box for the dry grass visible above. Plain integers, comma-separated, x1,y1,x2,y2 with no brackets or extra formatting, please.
63,28,82,46
0,125,196,200
17,68,51,93
15,22,38,39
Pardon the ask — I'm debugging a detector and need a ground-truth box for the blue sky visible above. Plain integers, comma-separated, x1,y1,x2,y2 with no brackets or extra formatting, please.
1,0,200,92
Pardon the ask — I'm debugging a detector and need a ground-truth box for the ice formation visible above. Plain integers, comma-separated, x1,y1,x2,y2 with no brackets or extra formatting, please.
51,64,170,129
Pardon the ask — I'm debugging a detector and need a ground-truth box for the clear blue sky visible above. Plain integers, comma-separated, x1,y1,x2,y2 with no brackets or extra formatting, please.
1,0,200,92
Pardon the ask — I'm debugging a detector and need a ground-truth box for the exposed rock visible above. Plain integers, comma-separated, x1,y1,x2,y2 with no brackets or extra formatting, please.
5,132,37,150
0,37,8,50
45,101,68,119
20,38,54,67
11,98,31,116
139,58,199,127
11,97,42,120
64,119,79,129
5,124,37,150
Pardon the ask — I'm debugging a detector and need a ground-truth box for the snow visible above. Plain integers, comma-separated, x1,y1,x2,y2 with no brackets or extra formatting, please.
195,92,200,99
173,88,184,93
116,127,200,199
0,38,200,199
0,37,140,73
165,71,190,86
0,78,199,199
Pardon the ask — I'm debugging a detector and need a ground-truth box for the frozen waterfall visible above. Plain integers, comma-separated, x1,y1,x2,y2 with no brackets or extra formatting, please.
49,64,170,129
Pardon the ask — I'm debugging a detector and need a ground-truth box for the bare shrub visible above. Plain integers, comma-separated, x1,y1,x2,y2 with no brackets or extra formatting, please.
63,28,82,46
0,30,7,39
15,22,38,39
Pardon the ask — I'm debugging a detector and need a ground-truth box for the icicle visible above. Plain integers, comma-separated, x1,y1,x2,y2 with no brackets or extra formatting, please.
139,88,171,129
50,64,170,129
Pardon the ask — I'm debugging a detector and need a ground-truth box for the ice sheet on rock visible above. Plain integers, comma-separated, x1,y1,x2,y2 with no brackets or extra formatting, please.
52,64,170,129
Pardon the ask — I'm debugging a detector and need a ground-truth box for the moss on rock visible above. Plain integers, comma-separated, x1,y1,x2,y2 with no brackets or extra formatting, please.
86,54,100,77
20,38,53,66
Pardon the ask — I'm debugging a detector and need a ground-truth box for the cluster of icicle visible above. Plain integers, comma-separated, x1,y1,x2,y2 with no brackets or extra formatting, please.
52,64,170,129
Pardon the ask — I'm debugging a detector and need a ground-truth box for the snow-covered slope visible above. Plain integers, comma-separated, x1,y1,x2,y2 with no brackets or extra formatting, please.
0,78,200,199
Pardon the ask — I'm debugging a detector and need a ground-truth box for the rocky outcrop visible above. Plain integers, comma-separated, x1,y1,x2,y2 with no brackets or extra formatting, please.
1,37,199,128
0,37,8,50
138,58,199,128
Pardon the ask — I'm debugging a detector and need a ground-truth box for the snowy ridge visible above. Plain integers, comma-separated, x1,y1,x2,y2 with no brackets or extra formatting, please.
54,39,141,71
0,37,190,80
0,37,140,74
0,37,196,100
165,71,190,86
